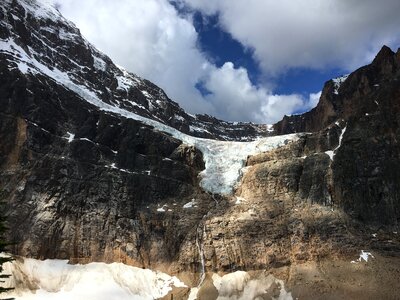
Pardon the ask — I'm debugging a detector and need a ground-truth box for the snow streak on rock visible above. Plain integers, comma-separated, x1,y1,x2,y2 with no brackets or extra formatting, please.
325,122,347,161
332,74,349,95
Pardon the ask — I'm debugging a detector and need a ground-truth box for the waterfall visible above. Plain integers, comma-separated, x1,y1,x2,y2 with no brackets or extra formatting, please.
188,223,207,300
195,224,206,286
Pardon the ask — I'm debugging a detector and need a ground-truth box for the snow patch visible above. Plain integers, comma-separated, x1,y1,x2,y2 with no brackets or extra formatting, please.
115,66,140,91
157,205,167,212
77,137,93,143
93,55,106,71
325,150,334,160
116,75,135,91
358,250,374,262
28,121,50,133
235,196,246,205
189,125,211,134
183,199,197,209
325,123,347,161
332,74,349,95
351,250,374,263
212,271,250,294
141,90,153,99
105,163,138,174
2,257,186,300
174,114,186,122
58,28,79,41
65,132,75,143
212,271,292,300
188,287,200,300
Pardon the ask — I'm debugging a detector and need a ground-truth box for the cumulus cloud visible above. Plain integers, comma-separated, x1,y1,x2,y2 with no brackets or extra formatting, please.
56,0,214,114
200,63,319,123
53,0,326,123
203,62,267,122
180,0,400,74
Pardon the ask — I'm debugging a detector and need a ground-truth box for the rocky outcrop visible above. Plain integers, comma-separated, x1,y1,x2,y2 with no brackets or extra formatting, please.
273,46,400,227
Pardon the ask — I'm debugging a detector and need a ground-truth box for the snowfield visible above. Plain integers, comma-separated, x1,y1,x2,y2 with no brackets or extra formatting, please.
2,257,294,300
2,257,186,300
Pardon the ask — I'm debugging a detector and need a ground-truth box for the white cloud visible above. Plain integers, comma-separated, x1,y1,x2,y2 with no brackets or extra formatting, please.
54,0,317,123
180,0,400,74
56,0,214,114
203,62,267,122
202,63,319,123
260,93,320,122
308,91,322,110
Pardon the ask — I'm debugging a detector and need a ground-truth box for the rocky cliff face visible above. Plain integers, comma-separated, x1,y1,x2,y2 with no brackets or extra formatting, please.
1,0,400,299
0,0,212,269
0,61,209,266
274,46,400,226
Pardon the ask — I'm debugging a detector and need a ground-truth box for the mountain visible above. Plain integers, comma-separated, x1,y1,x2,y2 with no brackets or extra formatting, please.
275,45,400,134
1,0,400,299
273,45,400,225
0,0,269,142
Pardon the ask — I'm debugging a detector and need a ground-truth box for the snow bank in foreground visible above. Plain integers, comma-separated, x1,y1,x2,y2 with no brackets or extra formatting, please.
212,271,292,300
1,259,295,300
1,257,186,300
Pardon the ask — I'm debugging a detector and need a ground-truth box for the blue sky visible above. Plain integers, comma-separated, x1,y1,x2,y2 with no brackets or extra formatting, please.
188,10,341,97
191,13,261,81
56,0,400,124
